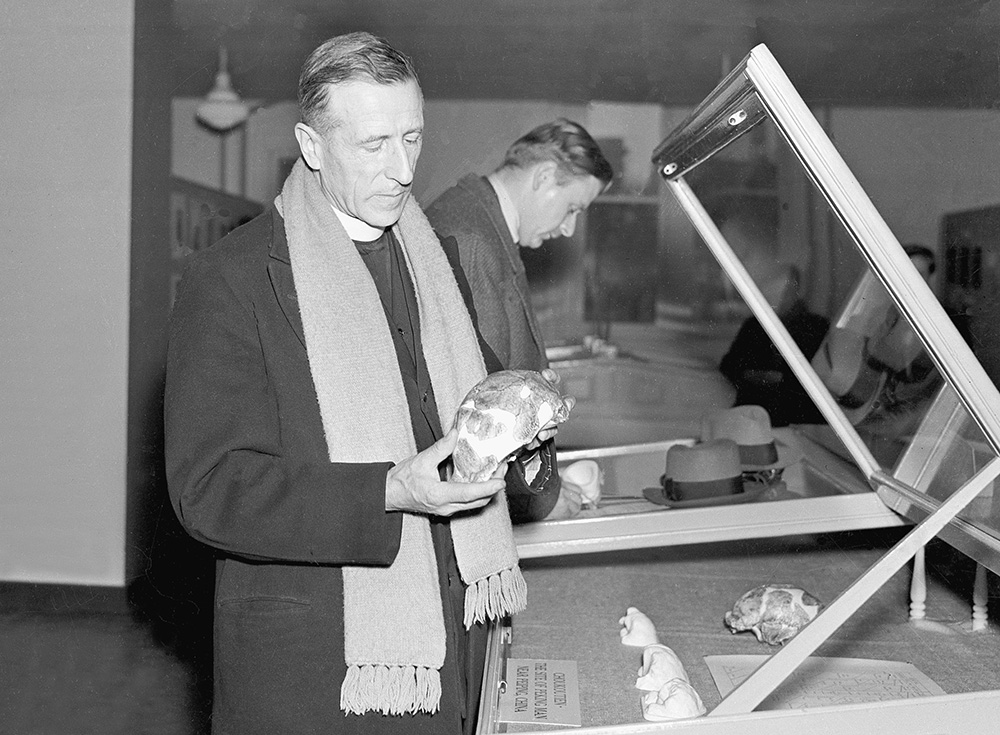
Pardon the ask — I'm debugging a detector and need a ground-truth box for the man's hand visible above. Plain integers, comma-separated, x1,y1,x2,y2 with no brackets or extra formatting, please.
385,429,504,516
526,368,576,450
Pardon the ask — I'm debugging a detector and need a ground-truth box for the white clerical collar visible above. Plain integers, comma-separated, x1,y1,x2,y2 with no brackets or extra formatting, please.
331,204,385,242
486,173,520,244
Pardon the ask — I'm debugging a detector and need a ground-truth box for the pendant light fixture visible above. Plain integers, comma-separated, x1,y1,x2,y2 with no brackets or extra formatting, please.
196,46,251,132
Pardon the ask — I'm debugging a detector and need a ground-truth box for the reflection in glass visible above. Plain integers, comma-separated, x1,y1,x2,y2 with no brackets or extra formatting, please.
682,110,998,535
894,384,999,528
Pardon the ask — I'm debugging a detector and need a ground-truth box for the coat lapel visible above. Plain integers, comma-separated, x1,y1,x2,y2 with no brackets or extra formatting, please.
266,206,307,350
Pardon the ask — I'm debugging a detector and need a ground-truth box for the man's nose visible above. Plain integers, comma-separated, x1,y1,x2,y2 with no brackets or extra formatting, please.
559,212,579,237
386,142,415,185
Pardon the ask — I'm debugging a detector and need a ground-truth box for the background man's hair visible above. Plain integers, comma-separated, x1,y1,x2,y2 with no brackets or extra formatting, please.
500,118,614,185
299,31,419,133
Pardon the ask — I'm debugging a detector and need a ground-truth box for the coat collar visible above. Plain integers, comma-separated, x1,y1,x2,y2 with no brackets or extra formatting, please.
457,174,519,254
267,201,291,264
265,203,306,348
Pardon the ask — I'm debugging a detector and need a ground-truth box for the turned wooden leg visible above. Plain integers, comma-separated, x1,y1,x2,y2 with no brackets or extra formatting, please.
909,547,927,621
972,563,989,632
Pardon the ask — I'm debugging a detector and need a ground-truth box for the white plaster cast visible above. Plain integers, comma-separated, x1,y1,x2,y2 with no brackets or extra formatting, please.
619,607,658,647
641,679,707,721
634,643,688,690
562,459,602,507
634,643,707,721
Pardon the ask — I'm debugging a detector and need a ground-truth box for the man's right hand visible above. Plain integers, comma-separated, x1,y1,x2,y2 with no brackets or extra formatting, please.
385,428,505,516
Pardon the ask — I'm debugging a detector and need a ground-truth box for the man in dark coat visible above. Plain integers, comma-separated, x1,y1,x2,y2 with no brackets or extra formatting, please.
164,32,563,735
425,120,613,373
719,265,829,426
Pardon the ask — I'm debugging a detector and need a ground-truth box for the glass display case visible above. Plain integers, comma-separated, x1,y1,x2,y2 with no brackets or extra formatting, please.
477,44,1000,733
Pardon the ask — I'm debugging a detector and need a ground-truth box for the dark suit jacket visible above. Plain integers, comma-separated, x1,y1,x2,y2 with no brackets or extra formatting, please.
164,204,557,734
719,300,830,427
426,175,548,372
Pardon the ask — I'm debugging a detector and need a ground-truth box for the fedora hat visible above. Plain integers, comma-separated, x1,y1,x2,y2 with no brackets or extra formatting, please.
700,405,801,471
642,439,766,508
810,327,886,424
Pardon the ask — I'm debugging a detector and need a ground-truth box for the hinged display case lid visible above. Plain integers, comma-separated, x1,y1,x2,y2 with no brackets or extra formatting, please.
653,43,1000,576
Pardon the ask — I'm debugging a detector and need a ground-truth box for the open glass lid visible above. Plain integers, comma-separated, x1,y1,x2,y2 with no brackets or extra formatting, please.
653,44,1000,574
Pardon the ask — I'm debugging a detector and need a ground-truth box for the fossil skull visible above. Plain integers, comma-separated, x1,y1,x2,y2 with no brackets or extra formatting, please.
452,370,571,482
724,584,823,646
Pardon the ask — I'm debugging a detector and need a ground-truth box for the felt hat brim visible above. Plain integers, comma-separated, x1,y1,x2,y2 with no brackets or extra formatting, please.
642,479,767,509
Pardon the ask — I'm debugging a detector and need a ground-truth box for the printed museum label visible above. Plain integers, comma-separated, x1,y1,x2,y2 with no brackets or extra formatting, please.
498,658,581,727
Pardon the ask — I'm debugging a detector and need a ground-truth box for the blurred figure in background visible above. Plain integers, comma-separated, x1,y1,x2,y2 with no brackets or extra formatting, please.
720,265,830,426
426,118,613,372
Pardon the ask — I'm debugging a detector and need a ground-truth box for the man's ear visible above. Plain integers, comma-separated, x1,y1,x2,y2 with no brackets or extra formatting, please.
294,123,323,171
530,160,558,191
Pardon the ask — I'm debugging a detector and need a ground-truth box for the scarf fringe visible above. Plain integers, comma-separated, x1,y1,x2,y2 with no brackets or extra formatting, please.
463,566,528,628
340,663,443,716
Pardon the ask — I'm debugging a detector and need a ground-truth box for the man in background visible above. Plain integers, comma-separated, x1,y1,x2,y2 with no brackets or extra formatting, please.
719,264,830,426
426,119,613,372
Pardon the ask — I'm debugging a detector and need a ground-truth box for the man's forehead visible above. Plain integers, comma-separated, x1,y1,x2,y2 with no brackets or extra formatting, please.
323,79,423,128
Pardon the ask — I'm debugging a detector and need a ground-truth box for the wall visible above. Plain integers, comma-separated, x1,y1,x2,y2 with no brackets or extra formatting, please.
831,108,1000,249
127,0,178,586
418,99,587,203
170,93,1000,331
0,1,134,586
800,108,1000,312
586,101,668,194
172,97,592,206
172,96,273,201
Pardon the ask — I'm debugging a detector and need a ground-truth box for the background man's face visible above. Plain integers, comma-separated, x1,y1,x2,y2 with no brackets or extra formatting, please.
309,79,424,228
518,173,603,249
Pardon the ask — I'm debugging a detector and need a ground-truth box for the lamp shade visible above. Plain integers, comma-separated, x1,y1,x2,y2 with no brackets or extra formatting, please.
196,46,251,132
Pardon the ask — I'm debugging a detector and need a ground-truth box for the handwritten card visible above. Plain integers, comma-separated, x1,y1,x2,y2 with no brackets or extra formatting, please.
705,654,946,710
498,658,581,727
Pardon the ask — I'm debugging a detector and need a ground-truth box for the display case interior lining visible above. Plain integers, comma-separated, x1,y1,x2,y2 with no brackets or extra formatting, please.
482,535,1000,733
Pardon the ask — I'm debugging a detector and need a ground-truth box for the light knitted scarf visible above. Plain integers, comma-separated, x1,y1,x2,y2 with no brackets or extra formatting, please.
276,159,527,716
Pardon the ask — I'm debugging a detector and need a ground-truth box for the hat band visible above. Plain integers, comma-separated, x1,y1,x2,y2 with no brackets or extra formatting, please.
737,441,778,466
840,360,883,409
663,475,743,502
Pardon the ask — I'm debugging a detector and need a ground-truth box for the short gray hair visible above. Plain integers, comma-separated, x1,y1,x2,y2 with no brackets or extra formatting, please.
298,32,419,133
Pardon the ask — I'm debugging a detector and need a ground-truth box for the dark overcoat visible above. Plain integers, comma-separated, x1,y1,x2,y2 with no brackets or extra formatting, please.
164,204,557,734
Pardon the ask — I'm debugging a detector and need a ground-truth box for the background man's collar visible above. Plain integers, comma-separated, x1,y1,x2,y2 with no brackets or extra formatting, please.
486,173,520,244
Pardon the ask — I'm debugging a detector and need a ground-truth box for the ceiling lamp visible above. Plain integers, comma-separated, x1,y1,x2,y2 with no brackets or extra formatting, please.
196,46,251,132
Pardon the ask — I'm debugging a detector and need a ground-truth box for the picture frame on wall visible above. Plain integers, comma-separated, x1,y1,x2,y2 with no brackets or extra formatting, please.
169,272,183,310
188,197,213,252
170,191,190,259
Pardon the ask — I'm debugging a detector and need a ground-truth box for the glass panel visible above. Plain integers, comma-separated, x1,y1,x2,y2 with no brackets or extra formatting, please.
679,110,1000,532
894,384,1000,528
